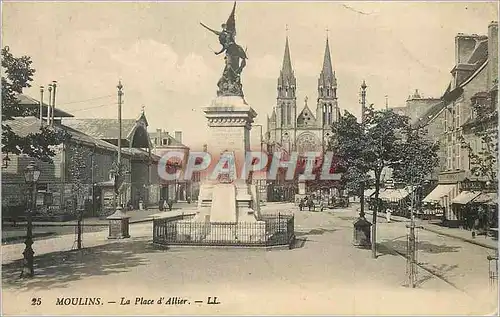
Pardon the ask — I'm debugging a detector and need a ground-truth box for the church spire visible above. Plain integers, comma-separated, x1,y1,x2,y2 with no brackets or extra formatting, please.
317,30,338,128
321,34,334,79
277,29,296,99
282,35,293,76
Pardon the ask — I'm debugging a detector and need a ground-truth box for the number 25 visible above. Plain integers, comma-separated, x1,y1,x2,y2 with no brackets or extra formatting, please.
31,298,41,305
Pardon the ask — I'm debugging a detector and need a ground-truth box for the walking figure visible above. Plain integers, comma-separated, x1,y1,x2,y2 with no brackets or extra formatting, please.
308,199,315,211
299,199,304,211
386,207,392,223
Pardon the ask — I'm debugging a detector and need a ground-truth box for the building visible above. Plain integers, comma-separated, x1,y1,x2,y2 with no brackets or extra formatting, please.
2,99,160,220
63,110,162,210
422,22,498,227
267,35,339,155
148,129,200,202
392,90,441,125
265,35,341,198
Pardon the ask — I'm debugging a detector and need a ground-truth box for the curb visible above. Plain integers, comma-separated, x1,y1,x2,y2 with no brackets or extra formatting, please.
365,211,498,250
422,226,498,250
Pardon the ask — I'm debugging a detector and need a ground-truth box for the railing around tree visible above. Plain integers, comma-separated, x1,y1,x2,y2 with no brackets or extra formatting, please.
153,213,295,248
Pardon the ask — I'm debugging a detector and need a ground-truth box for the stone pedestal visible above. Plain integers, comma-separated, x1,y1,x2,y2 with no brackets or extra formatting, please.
298,181,306,195
106,207,130,239
187,95,266,243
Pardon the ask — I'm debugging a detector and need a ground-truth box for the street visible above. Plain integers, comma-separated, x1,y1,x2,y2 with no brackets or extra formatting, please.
2,203,498,315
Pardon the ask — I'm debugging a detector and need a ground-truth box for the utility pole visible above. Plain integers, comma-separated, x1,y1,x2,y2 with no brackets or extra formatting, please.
116,80,123,209
359,80,367,218
407,165,418,288
39,86,44,128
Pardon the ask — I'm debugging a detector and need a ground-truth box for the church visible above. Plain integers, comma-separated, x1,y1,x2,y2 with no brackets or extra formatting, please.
266,35,341,155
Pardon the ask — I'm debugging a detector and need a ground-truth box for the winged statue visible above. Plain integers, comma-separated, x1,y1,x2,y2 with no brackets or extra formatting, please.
200,2,248,97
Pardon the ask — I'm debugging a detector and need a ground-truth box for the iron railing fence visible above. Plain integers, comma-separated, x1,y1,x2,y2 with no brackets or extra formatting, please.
153,213,295,247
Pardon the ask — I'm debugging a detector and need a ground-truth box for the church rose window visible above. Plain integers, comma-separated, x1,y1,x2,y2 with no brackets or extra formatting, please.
297,133,319,153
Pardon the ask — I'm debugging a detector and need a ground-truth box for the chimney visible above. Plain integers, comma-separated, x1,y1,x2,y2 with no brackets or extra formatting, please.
51,81,57,126
39,86,44,127
488,21,498,90
47,84,53,126
455,34,479,64
175,131,182,144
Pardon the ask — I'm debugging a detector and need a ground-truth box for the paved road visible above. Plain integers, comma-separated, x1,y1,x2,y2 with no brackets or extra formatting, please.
2,204,498,315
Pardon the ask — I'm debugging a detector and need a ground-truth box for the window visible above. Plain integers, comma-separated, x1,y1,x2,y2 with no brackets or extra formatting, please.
455,143,461,170
281,105,285,127
444,110,447,132
455,103,460,128
286,103,292,126
446,145,452,170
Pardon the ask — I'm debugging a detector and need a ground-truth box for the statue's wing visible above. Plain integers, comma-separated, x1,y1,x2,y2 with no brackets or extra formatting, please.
200,22,220,35
225,1,236,34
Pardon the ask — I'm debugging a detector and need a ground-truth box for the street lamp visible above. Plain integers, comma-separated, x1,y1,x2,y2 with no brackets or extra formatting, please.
20,161,40,278
2,152,11,169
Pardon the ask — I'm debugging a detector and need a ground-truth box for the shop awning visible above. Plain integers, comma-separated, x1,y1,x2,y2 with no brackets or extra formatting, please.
422,184,456,203
364,188,376,197
451,191,481,205
472,192,498,205
379,188,410,202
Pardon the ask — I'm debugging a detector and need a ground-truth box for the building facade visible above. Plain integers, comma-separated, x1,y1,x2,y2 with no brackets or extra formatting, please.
422,22,498,227
267,35,339,155
149,129,201,202
2,97,165,221
265,35,341,197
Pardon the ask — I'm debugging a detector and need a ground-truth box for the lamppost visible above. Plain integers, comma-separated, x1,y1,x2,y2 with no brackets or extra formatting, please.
20,161,41,278
106,81,130,239
359,80,367,218
2,152,11,169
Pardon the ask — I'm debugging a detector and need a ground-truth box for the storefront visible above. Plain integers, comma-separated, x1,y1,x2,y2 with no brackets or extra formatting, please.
470,192,498,234
378,187,411,217
451,190,481,228
422,183,459,223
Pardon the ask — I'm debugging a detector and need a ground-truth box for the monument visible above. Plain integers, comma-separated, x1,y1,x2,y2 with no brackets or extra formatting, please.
174,2,267,243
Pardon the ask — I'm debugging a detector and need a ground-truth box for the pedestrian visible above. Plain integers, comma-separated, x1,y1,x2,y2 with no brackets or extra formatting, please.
386,207,392,223
308,199,314,211
167,200,174,211
299,199,304,211
158,198,164,212
319,200,324,212
472,216,480,239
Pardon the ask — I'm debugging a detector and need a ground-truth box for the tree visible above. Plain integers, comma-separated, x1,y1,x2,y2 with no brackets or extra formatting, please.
331,106,438,258
1,46,70,162
67,142,92,249
459,90,498,183
392,127,440,186
328,112,370,200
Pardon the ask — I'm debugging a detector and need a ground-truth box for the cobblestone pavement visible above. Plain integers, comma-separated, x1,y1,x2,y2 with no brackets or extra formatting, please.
2,204,498,315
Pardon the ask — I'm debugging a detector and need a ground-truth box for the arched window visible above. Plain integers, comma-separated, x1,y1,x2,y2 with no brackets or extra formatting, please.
286,103,292,125
281,104,285,127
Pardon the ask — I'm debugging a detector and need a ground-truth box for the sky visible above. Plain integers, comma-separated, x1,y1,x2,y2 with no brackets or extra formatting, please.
2,1,498,150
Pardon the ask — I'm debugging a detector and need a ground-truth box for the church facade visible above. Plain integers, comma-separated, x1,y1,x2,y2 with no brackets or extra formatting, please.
266,35,341,155
263,35,341,202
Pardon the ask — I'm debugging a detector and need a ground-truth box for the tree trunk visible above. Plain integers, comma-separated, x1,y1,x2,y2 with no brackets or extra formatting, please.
371,169,382,259
77,209,83,249
359,181,365,218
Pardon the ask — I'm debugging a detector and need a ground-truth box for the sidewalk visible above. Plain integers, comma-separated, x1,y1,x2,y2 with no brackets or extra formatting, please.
2,201,196,227
363,210,498,250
